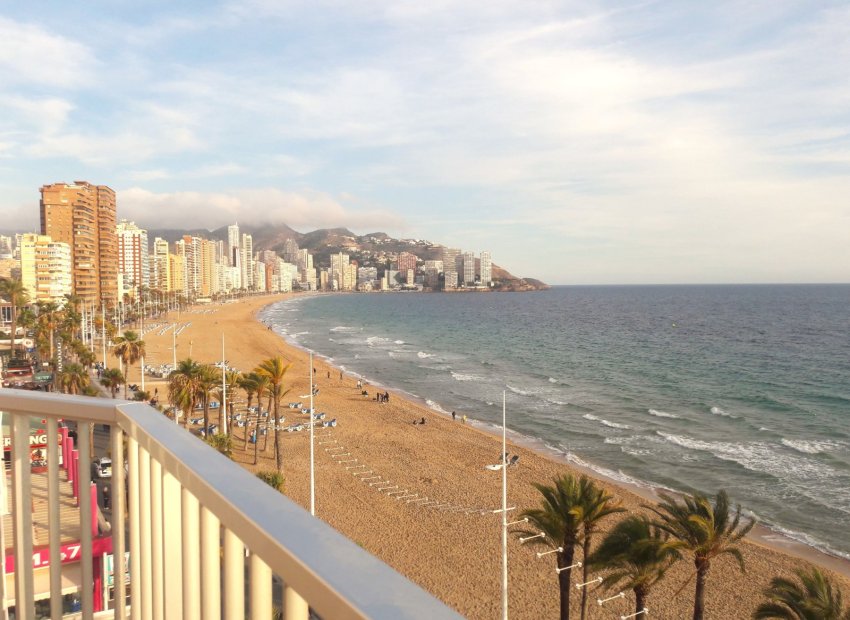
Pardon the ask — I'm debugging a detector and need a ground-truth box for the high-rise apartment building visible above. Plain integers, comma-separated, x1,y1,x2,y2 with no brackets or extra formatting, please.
479,251,492,286
40,181,118,304
19,234,72,305
168,253,186,293
240,233,253,290
462,251,476,286
200,239,217,297
116,220,149,299
151,238,171,292
282,238,299,264
440,247,460,290
227,224,240,267
396,252,417,277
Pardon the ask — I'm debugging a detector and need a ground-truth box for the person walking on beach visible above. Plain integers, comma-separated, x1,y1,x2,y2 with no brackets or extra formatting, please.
462,415,467,424
452,411,456,421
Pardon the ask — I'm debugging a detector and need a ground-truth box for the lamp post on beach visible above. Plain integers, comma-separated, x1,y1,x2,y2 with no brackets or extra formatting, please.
485,391,510,620
309,352,315,515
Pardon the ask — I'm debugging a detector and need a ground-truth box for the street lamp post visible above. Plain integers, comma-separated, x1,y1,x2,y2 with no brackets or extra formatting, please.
309,352,315,516
485,392,510,620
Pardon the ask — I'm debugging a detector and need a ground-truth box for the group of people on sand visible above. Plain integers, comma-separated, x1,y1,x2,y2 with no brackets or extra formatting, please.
376,391,390,403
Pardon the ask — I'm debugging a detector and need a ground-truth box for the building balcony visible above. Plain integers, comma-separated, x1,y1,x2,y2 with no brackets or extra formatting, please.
0,389,461,620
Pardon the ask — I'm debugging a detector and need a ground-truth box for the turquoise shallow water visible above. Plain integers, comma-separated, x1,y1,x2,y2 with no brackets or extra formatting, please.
260,285,850,559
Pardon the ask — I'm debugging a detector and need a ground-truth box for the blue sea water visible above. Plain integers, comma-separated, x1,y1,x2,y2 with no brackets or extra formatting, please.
259,285,850,559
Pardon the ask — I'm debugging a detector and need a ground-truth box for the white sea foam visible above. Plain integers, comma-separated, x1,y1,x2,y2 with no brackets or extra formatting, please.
763,524,850,562
425,400,451,414
366,336,390,346
548,377,558,384
657,433,838,482
781,438,845,455
451,372,482,382
710,406,737,418
583,413,631,430
506,384,535,397
417,351,434,359
394,340,405,345
544,397,569,406
329,326,356,333
648,409,679,419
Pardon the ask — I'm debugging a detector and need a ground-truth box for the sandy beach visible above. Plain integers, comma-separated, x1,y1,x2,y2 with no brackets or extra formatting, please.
127,294,850,619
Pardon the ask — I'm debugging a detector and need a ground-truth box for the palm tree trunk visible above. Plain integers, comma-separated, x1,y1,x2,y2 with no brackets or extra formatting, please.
274,398,282,472
580,534,592,620
557,546,575,620
203,399,210,437
9,306,17,358
243,394,254,453
253,413,260,466
634,587,646,617
693,561,707,620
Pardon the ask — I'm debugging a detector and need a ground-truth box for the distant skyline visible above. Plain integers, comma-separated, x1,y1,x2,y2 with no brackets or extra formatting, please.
1,2,849,285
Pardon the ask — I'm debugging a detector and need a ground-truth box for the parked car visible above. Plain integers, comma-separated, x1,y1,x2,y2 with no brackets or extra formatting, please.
92,457,112,478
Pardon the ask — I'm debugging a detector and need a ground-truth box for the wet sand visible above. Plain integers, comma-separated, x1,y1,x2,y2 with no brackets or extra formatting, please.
127,294,850,619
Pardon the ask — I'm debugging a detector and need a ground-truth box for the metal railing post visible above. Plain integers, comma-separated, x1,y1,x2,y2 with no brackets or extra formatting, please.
150,458,164,620
11,414,34,620
138,446,153,620
200,507,221,619
162,472,184,619
181,489,200,620
224,529,245,618
250,553,272,620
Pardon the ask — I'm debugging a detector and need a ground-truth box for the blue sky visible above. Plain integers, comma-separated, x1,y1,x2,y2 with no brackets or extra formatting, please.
1,1,849,284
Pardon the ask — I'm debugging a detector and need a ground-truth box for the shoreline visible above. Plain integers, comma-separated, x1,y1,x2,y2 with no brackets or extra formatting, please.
258,295,850,579
132,294,850,618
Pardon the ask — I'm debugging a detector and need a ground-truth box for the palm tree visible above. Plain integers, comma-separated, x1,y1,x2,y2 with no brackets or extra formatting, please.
574,477,626,620
240,373,259,452
168,358,203,426
197,365,220,437
100,368,125,398
113,330,145,398
517,473,588,620
59,363,90,395
588,516,681,616
255,357,291,473
225,370,242,436
0,278,29,357
252,373,271,465
753,568,850,620
647,490,755,620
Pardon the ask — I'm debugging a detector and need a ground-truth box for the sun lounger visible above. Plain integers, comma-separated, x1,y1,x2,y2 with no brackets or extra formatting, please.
289,402,302,409
322,419,337,428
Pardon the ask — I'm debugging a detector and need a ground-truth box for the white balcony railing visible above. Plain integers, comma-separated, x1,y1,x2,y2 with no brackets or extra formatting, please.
0,389,463,620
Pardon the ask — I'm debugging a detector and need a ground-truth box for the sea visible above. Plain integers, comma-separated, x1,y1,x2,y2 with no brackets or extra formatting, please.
259,285,850,560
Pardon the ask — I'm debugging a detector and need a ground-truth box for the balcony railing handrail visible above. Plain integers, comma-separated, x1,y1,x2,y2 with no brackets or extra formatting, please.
0,389,464,620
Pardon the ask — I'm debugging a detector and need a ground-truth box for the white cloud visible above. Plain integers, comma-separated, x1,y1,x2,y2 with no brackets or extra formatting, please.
118,187,407,232
0,17,96,87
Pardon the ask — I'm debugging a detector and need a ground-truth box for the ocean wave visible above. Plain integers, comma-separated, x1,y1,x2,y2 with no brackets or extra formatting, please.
425,400,451,415
506,384,536,397
710,406,738,418
648,409,679,419
781,438,845,455
762,524,850,562
657,433,838,482
417,351,434,359
394,340,405,345
366,336,390,346
567,453,655,489
548,377,558,384
544,397,569,406
451,372,483,382
330,326,356,333
583,413,631,430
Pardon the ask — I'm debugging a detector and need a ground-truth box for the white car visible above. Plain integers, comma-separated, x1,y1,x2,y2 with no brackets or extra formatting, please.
93,457,112,478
